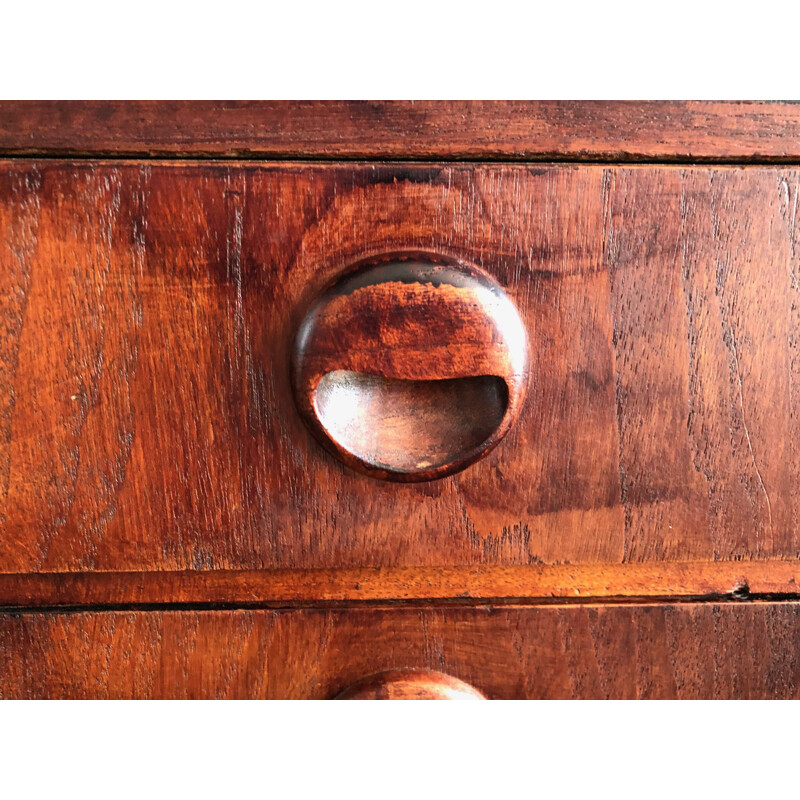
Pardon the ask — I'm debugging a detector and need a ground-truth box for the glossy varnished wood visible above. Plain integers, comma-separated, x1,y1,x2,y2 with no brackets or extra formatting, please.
0,561,796,607
3,102,799,702
2,603,800,699
293,254,529,480
3,102,800,161
336,669,486,700
3,161,800,579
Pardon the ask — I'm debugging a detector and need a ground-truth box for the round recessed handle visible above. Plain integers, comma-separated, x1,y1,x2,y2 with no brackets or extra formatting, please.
335,669,486,700
292,252,529,481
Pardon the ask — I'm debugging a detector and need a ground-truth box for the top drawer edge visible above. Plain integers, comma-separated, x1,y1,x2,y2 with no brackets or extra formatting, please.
2,101,800,164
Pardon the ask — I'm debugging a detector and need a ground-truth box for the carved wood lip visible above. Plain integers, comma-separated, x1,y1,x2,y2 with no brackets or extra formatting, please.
2,561,800,609
335,669,487,700
291,250,530,482
3,102,800,163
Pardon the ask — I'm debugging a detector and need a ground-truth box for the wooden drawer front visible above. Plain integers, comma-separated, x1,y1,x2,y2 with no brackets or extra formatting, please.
2,161,799,574
2,603,800,699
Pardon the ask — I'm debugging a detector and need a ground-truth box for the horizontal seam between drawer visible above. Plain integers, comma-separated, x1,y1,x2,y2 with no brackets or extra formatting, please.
4,151,800,166
2,592,800,614
2,561,799,603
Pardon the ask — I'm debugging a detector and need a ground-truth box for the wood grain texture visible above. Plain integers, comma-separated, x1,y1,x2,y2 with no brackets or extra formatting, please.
3,102,800,161
293,254,529,480
0,561,797,607
335,669,486,699
3,161,800,577
2,603,800,699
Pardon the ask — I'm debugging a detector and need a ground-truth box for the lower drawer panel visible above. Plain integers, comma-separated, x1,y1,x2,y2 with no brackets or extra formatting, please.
1,603,798,699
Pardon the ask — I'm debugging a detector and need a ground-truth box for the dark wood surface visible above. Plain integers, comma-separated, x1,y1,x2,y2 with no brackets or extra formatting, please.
2,603,800,699
4,103,800,700
3,160,800,582
2,102,800,161
293,254,529,480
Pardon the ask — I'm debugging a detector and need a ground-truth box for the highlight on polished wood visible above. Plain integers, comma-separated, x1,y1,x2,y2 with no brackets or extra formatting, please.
292,253,529,481
335,669,486,700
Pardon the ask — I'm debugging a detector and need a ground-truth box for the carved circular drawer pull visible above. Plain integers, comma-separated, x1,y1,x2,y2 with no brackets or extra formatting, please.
292,253,529,481
336,669,486,700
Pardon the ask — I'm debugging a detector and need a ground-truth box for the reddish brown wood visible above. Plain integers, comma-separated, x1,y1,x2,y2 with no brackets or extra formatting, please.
335,669,486,699
293,254,529,480
2,603,800,699
3,161,800,576
2,102,800,161
0,561,797,607
4,104,800,701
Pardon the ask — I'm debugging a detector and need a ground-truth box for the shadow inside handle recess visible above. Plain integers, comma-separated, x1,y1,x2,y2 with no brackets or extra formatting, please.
314,370,508,473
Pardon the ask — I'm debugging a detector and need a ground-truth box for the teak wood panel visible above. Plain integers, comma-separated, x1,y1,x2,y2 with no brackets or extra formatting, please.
3,101,800,161
2,161,800,574
2,603,800,699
